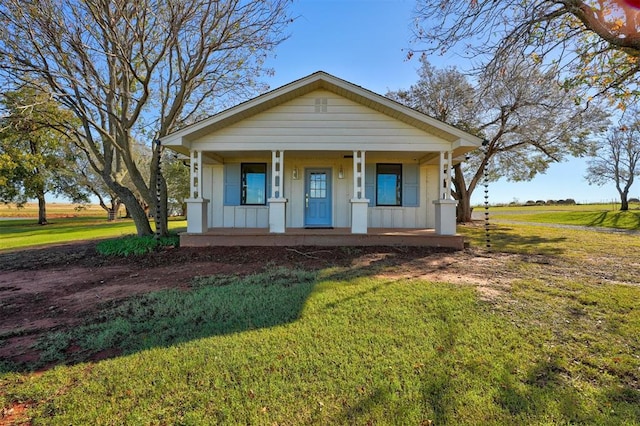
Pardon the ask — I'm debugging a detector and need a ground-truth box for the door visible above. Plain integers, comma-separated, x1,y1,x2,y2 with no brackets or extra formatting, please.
304,168,332,227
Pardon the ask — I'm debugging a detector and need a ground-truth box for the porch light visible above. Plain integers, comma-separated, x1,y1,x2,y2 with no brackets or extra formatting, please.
338,164,344,179
292,166,299,180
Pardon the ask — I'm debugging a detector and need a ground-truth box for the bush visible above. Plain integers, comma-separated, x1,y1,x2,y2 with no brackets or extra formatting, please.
96,233,180,256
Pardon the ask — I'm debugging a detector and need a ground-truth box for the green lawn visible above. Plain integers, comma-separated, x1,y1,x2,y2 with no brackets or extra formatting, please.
3,265,639,425
1,206,639,424
0,217,187,251
484,203,640,231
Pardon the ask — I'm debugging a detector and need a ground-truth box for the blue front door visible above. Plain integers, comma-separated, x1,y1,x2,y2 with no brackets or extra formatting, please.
304,168,332,227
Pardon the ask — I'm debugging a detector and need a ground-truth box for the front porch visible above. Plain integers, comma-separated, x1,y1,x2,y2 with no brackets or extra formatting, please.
180,227,465,250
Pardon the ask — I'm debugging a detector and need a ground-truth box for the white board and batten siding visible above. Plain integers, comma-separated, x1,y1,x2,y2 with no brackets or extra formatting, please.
201,161,440,229
187,90,453,153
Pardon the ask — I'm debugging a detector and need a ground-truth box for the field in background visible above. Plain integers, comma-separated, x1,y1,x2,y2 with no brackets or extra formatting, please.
0,202,109,218
481,202,640,231
0,203,186,251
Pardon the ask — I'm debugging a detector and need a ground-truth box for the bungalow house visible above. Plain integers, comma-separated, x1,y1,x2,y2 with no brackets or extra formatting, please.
161,71,482,249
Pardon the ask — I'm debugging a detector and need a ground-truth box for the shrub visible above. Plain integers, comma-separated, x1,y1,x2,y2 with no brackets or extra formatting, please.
96,233,180,256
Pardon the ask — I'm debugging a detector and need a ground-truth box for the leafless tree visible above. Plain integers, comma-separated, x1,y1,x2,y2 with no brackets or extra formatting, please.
586,112,640,210
388,57,609,221
412,0,640,103
0,0,293,236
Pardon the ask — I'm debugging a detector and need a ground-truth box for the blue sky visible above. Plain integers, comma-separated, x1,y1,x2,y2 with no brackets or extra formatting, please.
263,0,633,205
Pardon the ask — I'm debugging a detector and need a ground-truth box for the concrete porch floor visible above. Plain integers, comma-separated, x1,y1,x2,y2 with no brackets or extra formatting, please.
180,228,465,250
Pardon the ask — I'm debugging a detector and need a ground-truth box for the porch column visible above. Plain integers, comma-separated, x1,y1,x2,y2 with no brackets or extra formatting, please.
268,150,287,233
350,150,369,234
433,150,457,235
185,150,209,234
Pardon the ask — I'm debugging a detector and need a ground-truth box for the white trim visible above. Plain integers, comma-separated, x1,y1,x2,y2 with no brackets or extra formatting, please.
190,150,202,199
353,150,366,200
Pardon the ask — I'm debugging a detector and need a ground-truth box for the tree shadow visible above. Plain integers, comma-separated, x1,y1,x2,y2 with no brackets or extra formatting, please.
1,247,456,374
485,226,567,255
2,268,319,373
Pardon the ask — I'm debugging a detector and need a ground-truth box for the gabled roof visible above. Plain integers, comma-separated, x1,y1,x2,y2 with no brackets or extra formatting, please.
161,71,483,147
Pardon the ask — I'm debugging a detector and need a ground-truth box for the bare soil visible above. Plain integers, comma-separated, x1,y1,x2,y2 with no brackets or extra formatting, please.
0,242,514,370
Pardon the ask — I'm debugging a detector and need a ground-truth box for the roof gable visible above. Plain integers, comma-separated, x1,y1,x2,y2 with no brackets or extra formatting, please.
161,71,483,148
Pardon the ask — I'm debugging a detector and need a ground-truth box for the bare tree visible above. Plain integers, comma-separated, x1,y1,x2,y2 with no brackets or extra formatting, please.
0,0,292,236
388,57,608,221
586,113,640,210
412,0,640,103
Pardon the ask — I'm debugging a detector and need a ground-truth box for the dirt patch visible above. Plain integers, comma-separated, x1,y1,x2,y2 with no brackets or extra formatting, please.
0,242,513,370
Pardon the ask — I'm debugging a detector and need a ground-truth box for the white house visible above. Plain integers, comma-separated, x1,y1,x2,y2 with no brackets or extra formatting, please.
161,71,482,248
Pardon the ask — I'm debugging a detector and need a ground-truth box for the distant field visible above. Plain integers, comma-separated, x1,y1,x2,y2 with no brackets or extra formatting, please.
480,203,640,231
0,202,109,218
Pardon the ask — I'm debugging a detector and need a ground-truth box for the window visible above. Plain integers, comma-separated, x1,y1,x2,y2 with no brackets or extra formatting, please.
376,164,402,206
241,163,267,205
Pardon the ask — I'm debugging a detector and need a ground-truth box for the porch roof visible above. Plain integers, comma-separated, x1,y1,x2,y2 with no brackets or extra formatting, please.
161,71,483,157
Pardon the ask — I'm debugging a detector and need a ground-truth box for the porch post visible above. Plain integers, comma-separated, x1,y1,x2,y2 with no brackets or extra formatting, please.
350,150,369,234
185,150,209,234
432,150,457,235
268,150,287,233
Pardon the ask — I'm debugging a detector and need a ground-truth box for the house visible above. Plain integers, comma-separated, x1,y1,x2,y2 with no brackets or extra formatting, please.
161,71,482,249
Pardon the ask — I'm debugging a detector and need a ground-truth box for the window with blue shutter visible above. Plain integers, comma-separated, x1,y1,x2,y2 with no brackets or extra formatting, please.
224,163,271,206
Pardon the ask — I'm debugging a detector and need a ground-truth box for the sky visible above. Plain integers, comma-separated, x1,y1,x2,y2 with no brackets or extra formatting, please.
262,0,634,206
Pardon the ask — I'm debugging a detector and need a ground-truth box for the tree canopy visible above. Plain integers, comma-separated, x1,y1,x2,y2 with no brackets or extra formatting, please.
388,57,609,221
0,86,87,224
412,0,640,103
0,0,293,235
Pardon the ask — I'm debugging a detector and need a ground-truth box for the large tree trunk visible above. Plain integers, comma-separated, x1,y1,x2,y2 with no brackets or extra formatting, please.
452,164,473,222
36,190,47,225
106,178,153,236
620,191,629,211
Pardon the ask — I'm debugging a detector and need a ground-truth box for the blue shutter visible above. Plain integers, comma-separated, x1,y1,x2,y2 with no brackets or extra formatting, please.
403,164,419,207
224,164,241,206
365,163,375,207
266,163,272,201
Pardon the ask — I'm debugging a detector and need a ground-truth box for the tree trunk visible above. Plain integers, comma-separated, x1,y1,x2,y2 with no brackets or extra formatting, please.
37,191,47,225
620,192,629,211
106,179,153,236
452,164,473,222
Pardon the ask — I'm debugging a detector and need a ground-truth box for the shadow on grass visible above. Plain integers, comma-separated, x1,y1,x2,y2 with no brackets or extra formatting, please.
463,225,567,255
2,268,319,374
0,246,458,374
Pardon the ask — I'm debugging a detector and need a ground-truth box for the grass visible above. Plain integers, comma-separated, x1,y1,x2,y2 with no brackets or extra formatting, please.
1,204,640,424
96,233,180,256
0,216,187,251
484,203,640,231
2,234,640,424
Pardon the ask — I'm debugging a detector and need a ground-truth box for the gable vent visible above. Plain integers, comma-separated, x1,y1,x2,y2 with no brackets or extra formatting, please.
315,97,328,113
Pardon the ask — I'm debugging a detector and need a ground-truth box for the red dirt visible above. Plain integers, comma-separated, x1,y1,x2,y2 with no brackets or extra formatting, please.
2,242,485,370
